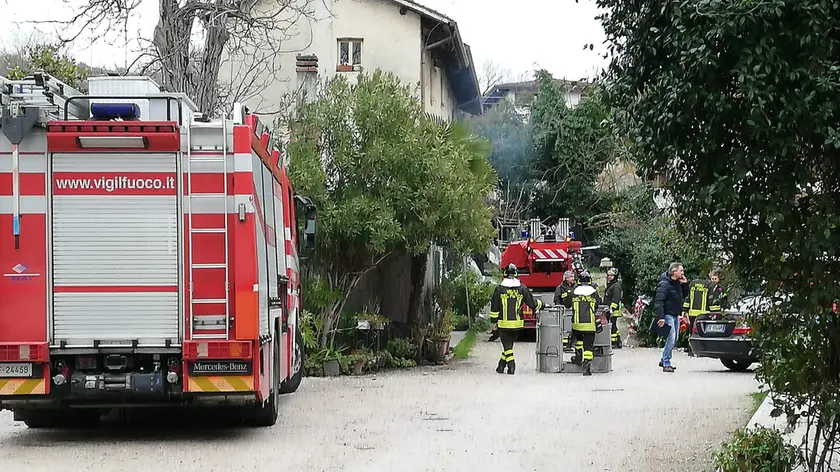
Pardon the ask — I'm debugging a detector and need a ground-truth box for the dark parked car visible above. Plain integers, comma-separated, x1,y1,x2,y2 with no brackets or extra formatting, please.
688,296,769,371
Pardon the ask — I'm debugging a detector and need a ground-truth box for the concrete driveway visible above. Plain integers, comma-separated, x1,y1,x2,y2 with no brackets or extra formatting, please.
0,339,758,472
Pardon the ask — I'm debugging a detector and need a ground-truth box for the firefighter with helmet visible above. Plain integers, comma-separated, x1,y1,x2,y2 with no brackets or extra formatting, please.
561,270,602,376
604,267,624,349
554,270,578,350
489,263,544,374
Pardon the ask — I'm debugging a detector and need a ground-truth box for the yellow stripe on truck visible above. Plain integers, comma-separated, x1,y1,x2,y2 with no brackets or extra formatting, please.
0,378,46,395
187,376,254,392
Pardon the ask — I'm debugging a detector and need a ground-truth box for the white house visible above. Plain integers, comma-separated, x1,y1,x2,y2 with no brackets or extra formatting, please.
223,0,482,122
481,79,591,114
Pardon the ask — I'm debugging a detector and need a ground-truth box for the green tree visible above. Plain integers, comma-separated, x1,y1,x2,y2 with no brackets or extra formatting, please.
286,70,496,348
4,44,88,90
528,70,616,224
597,183,711,305
596,1,840,469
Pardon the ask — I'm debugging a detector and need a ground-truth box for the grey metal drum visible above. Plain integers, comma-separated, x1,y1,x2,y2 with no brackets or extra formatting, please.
536,307,564,373
591,305,613,373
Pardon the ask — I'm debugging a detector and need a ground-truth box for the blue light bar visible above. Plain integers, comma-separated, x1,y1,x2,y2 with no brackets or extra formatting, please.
90,103,141,120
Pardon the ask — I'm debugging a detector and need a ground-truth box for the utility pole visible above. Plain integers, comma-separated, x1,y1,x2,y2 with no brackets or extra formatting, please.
464,255,471,330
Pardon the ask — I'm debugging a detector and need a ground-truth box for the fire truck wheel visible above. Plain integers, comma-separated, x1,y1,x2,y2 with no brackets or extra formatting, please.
280,326,304,394
250,331,280,427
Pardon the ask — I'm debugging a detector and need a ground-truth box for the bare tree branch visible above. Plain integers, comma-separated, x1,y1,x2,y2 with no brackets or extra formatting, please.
478,59,513,96
23,0,316,116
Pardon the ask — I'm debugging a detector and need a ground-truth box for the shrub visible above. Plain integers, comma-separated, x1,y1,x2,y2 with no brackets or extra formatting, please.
386,337,418,360
439,271,494,320
713,426,802,472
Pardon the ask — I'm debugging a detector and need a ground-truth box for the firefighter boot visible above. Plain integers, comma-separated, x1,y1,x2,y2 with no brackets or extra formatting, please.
614,334,623,349
582,360,592,376
570,351,582,366
496,358,506,374
507,360,516,375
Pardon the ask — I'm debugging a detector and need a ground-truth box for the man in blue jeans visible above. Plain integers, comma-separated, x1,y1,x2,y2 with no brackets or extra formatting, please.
654,262,690,372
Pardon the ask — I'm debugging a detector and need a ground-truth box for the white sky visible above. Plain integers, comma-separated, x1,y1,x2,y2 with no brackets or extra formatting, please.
0,0,609,83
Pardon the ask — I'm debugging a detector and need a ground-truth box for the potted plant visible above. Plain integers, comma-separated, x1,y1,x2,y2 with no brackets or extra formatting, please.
347,348,373,375
426,309,456,361
355,311,390,331
321,346,344,376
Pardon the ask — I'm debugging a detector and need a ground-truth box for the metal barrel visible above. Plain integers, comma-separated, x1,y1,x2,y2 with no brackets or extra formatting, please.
536,306,564,373
591,305,613,373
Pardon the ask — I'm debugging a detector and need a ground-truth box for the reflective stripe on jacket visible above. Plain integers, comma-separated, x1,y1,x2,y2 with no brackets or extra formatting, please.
562,283,602,332
604,278,622,311
683,279,714,316
489,277,543,329
554,281,577,306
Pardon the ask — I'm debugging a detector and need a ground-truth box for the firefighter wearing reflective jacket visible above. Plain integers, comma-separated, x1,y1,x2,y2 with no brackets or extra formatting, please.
604,268,623,349
562,270,601,376
554,270,577,349
683,269,725,356
490,264,544,375
554,270,578,305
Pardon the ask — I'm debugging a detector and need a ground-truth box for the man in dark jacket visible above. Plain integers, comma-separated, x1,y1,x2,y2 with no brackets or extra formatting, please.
654,262,690,372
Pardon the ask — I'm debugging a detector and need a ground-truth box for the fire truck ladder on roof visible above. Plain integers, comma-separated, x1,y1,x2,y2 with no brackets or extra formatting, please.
1,72,90,123
187,119,231,340
1,73,89,248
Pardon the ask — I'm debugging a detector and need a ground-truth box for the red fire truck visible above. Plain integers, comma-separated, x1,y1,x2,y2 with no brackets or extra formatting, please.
0,72,316,427
500,230,583,328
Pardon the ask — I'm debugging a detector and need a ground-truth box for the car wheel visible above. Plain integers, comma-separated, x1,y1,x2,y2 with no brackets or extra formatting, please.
720,357,752,372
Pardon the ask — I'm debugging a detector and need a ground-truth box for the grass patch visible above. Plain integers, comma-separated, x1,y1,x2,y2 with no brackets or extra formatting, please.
453,329,478,360
750,391,768,417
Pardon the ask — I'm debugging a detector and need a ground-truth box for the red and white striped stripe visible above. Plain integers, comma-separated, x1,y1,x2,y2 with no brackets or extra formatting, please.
532,248,569,260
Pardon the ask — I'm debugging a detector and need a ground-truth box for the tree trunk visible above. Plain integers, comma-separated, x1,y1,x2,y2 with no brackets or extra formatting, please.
153,0,195,96
406,252,429,354
195,20,230,115
319,272,363,349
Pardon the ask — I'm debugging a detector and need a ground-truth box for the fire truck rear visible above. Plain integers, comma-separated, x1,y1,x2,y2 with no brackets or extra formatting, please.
0,73,316,427
500,225,584,329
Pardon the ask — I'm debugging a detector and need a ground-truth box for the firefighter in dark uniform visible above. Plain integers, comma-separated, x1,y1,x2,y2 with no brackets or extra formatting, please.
562,270,601,376
604,267,623,349
554,270,577,349
489,264,544,375
554,270,577,305
708,269,728,315
683,269,722,356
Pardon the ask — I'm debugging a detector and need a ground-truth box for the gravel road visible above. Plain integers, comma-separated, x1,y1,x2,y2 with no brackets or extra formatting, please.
0,340,757,472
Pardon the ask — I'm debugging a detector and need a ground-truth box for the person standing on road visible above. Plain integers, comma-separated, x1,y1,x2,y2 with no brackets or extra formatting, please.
683,272,713,357
489,263,544,375
708,269,729,314
561,270,602,376
683,268,729,355
554,270,578,350
554,270,577,305
604,267,623,349
655,262,690,372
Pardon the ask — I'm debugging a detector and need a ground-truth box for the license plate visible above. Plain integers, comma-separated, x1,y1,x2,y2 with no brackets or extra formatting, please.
705,324,727,333
0,363,33,377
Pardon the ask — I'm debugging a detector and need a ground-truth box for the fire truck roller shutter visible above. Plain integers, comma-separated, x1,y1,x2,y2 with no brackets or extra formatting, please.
50,152,180,347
